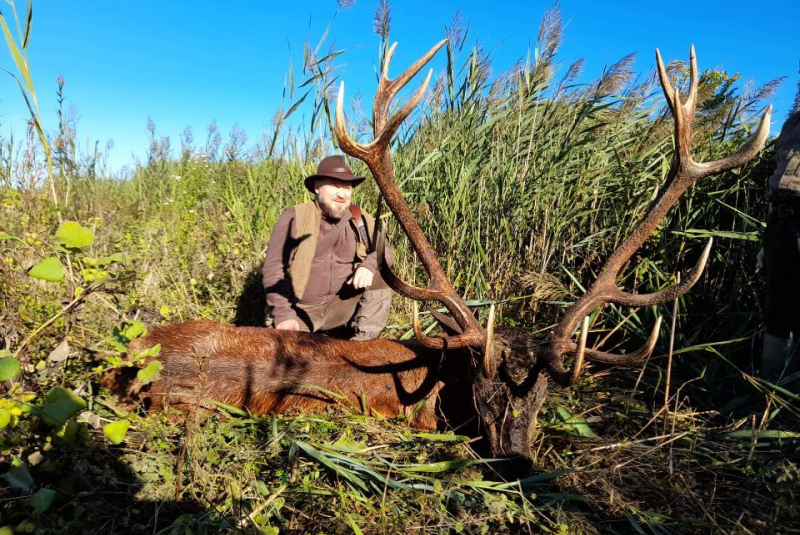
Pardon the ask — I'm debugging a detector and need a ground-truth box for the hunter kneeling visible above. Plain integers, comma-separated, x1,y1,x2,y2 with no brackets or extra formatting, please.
262,155,394,340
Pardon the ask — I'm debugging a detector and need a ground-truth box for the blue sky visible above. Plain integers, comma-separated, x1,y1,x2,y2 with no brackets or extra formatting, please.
1,0,798,174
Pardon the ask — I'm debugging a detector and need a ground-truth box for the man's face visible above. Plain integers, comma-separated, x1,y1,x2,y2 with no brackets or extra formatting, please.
315,178,353,220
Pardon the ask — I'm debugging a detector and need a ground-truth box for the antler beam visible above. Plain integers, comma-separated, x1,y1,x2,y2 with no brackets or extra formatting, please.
335,40,487,350
546,46,771,384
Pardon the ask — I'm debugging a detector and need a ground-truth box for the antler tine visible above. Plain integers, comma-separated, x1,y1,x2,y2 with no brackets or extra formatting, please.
336,40,445,158
381,42,398,80
413,306,484,348
374,39,447,130
583,316,663,365
341,40,485,350
549,315,662,387
569,316,590,384
545,47,770,382
698,106,772,177
376,225,443,303
686,45,699,112
656,46,699,121
335,81,370,161
377,228,485,349
483,304,497,377
609,238,712,307
655,49,677,114
658,46,703,161
375,68,434,147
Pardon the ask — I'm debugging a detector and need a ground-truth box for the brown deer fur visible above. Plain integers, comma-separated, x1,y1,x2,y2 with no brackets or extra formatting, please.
103,319,476,430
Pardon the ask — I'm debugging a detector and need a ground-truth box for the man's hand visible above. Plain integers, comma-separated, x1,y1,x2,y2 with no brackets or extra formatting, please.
347,266,374,290
276,319,300,331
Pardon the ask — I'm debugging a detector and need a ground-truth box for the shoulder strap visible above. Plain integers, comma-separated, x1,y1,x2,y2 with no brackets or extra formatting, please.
349,204,373,253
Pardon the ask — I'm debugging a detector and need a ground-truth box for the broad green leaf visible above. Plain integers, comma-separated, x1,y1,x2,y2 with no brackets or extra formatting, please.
141,343,161,358
28,257,64,281
58,419,89,446
121,321,147,340
0,355,21,380
297,382,348,402
517,469,576,487
325,438,370,453
0,409,10,428
26,488,57,513
38,386,86,427
107,321,149,352
55,221,94,249
255,480,270,496
284,89,311,120
672,228,760,242
96,252,127,266
2,465,33,492
137,360,162,384
395,459,484,473
206,398,249,417
414,432,469,442
555,406,595,438
105,336,127,352
103,419,130,445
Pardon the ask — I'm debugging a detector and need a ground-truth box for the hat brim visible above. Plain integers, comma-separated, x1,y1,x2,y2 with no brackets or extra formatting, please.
305,172,367,193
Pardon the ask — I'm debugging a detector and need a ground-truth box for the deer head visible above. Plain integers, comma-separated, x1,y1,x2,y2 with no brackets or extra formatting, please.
335,42,770,462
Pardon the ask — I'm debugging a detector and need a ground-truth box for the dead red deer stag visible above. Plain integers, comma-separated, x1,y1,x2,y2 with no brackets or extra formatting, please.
104,41,770,465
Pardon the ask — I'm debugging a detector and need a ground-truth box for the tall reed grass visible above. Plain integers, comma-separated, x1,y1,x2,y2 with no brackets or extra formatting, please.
1,3,797,532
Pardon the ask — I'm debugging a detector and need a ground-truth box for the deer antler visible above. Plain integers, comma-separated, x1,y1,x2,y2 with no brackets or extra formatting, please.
545,46,771,386
335,40,486,350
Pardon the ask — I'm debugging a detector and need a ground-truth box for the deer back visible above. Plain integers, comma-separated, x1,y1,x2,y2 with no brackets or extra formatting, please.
104,320,451,429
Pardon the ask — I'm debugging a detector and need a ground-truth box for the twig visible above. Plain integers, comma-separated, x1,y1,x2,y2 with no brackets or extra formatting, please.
12,286,96,360
175,424,191,500
669,381,680,475
663,272,680,434
566,430,693,455
631,403,669,441
238,483,288,530
747,414,758,465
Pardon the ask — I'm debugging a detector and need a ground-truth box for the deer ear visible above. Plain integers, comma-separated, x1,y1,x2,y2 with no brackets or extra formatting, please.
426,307,463,336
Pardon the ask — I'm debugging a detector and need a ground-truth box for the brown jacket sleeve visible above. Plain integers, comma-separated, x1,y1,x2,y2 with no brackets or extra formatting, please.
262,207,299,326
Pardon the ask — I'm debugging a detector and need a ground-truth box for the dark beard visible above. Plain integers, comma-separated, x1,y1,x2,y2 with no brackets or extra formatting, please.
317,196,350,220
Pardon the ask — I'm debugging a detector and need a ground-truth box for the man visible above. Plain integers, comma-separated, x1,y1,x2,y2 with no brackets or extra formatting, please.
760,109,800,380
262,155,394,340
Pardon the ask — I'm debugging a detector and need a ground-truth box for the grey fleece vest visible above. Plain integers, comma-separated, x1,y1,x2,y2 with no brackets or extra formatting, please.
289,201,376,300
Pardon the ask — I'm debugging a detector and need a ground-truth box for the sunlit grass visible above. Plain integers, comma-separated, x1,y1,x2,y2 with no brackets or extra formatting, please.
1,3,797,534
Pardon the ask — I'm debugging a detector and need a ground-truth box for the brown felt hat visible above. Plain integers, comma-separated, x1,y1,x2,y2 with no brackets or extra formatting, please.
304,155,366,193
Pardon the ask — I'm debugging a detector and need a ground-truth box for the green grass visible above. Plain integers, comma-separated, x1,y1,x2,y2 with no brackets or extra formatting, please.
1,4,798,534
